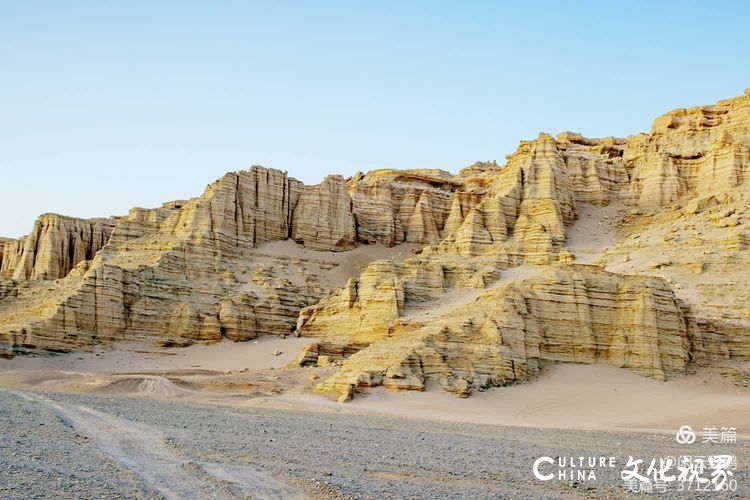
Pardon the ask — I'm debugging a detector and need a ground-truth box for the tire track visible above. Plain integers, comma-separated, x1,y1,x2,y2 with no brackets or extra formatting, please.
5,389,301,499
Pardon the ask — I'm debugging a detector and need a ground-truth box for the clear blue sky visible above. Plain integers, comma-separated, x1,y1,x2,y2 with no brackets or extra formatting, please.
2,1,748,237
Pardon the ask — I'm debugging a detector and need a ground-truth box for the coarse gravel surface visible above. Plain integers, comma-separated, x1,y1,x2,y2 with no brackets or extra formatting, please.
0,388,747,499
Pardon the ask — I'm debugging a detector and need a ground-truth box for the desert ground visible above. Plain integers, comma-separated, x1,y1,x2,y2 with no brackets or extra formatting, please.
1,338,748,499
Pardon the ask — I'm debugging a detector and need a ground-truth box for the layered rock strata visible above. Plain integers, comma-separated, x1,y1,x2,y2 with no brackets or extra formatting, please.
291,175,356,251
0,167,346,354
299,265,727,401
598,191,750,361
1,89,749,388
0,238,10,269
623,91,750,209
0,214,115,280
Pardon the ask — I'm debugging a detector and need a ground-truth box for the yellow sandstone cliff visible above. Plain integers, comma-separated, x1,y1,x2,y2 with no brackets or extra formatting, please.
1,90,749,401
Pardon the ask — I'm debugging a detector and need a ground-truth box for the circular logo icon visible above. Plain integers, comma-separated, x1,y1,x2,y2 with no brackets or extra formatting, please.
675,425,696,444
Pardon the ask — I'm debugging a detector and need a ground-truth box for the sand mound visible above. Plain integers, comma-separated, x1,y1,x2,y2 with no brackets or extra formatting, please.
96,375,196,397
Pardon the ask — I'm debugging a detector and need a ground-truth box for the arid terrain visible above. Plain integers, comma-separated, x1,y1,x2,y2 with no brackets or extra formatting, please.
2,386,748,499
2,89,750,498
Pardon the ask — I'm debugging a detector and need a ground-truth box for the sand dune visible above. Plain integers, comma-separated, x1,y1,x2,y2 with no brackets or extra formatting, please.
253,363,750,438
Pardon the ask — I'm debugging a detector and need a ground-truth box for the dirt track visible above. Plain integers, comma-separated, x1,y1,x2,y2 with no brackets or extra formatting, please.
1,389,747,499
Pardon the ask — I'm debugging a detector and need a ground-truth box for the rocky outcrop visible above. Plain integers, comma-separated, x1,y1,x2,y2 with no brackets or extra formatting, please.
0,250,331,355
2,88,750,379
296,254,500,347
556,133,629,206
347,169,460,246
0,166,355,354
305,265,712,401
0,238,10,269
125,167,304,252
0,214,115,280
292,89,750,399
623,92,750,209
597,190,750,363
291,175,356,251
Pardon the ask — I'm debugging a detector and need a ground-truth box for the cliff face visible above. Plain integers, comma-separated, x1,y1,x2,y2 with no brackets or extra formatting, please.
623,90,750,209
107,167,304,252
1,90,749,399
0,215,115,280
0,238,10,270
0,167,351,354
347,169,461,246
292,90,750,399
303,265,706,402
291,175,356,251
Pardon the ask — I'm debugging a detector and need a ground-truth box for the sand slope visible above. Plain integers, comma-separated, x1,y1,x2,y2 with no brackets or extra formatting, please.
252,363,750,437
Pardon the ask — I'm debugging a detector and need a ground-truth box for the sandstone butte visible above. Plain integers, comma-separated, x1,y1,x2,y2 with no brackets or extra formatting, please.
2,89,750,402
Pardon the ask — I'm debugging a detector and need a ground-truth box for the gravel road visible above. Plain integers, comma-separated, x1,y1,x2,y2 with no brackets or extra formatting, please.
1,389,747,499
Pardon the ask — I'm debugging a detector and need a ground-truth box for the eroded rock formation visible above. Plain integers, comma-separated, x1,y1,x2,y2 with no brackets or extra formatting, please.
1,89,749,401
0,214,115,281
0,167,343,354
291,175,356,251
303,265,710,401
623,91,750,209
